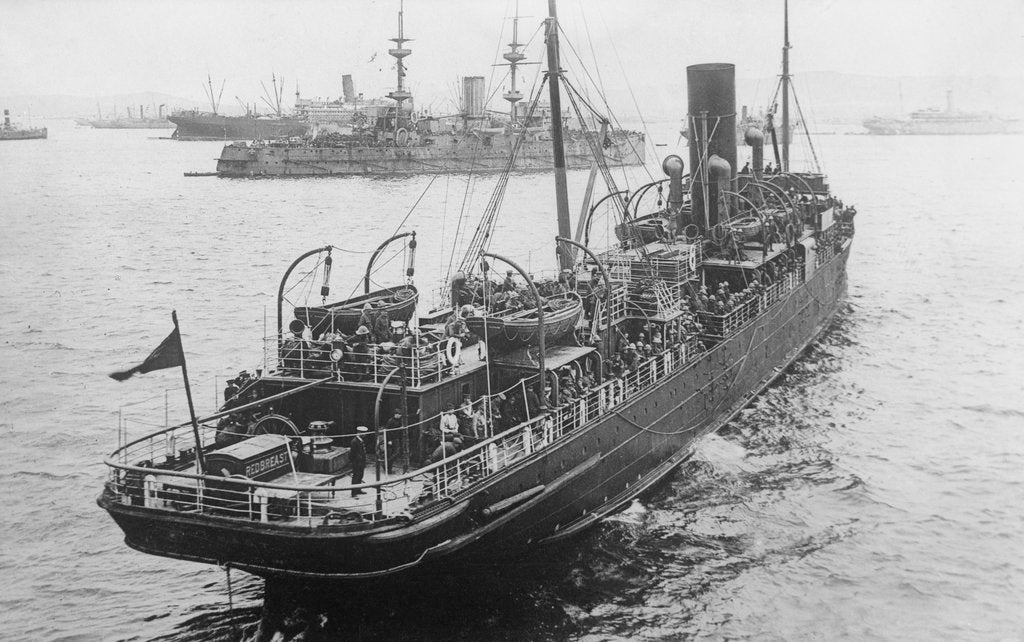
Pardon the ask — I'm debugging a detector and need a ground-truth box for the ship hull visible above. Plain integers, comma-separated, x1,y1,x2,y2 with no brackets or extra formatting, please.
89,119,174,129
0,128,47,140
862,117,1010,135
99,241,850,580
215,135,647,176
168,113,310,141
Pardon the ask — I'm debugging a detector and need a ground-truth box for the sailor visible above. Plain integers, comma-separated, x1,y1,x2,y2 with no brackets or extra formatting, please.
373,308,391,344
439,403,460,442
740,161,751,174
622,343,638,371
358,303,377,340
380,410,403,473
525,386,542,417
765,162,774,174
349,426,368,496
503,270,517,293
350,326,372,380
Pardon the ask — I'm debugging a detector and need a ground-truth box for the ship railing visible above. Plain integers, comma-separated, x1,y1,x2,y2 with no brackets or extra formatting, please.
697,272,802,339
265,334,456,387
103,335,706,525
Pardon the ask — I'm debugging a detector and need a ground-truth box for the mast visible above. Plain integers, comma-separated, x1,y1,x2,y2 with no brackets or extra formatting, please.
545,0,572,271
387,0,413,142
781,0,790,172
502,3,526,124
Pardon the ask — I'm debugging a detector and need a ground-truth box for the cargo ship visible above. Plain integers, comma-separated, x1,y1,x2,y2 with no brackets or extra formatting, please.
214,8,645,176
863,90,1011,135
99,0,853,620
0,109,46,140
88,105,173,129
168,74,389,141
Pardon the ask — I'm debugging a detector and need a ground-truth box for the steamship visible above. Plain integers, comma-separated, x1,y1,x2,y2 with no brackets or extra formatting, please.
214,8,644,177
0,109,46,140
863,90,1012,135
99,0,854,589
88,105,174,130
168,74,389,141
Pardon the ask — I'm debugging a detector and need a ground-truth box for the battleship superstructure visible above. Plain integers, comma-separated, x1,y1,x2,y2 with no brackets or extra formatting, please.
214,6,645,176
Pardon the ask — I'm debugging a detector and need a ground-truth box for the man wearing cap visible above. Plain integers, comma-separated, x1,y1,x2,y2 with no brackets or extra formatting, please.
349,426,368,496
380,410,403,473
350,326,372,380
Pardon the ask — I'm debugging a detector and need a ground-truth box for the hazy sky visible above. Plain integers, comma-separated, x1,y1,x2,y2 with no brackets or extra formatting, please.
3,0,1023,110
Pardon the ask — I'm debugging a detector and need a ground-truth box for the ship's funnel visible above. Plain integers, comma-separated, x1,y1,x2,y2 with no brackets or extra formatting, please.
343,75,356,103
462,76,486,119
687,63,736,231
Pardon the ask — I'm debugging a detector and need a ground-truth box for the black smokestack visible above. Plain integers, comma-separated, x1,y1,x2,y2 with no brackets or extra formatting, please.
342,75,355,103
687,63,737,231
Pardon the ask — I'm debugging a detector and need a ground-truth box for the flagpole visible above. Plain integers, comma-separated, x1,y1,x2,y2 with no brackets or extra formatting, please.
173,311,206,473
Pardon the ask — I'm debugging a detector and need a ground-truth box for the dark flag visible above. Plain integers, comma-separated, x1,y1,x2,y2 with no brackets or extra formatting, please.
109,327,184,381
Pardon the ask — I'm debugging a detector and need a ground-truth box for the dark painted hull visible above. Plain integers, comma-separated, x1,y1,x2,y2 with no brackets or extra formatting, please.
100,242,850,580
0,128,47,140
168,112,310,141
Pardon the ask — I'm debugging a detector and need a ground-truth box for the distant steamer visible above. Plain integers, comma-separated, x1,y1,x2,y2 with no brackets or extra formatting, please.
0,109,46,140
87,105,173,130
863,91,1012,135
168,74,390,141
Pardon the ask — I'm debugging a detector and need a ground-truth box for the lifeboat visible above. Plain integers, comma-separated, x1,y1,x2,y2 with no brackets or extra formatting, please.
464,292,583,352
295,285,418,336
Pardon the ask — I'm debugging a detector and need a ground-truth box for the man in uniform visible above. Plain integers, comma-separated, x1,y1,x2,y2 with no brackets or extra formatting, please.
349,426,368,496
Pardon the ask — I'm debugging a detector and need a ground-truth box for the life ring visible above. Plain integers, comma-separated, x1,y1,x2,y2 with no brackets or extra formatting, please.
784,223,796,246
710,224,727,244
445,337,462,366
688,246,697,271
396,128,409,147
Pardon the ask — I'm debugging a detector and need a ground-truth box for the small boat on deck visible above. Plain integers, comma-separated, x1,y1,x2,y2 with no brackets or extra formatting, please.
464,293,584,351
295,285,418,335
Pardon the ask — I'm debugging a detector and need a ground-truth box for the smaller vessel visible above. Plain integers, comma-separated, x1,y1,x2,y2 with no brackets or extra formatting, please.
88,105,173,129
863,91,1012,135
0,109,46,140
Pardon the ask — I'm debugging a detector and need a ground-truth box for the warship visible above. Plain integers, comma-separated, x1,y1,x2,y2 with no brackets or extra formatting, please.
88,105,173,129
100,0,853,605
863,90,1012,135
214,6,645,177
168,74,388,141
0,109,46,140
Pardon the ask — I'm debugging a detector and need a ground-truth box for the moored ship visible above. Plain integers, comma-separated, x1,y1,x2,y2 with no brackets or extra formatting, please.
88,105,173,129
863,90,1011,135
214,7,645,177
168,74,389,141
0,109,46,140
99,0,853,606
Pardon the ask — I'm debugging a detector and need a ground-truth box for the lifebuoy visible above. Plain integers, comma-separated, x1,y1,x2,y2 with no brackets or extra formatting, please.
396,128,409,146
688,247,697,271
445,337,462,366
710,224,727,244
